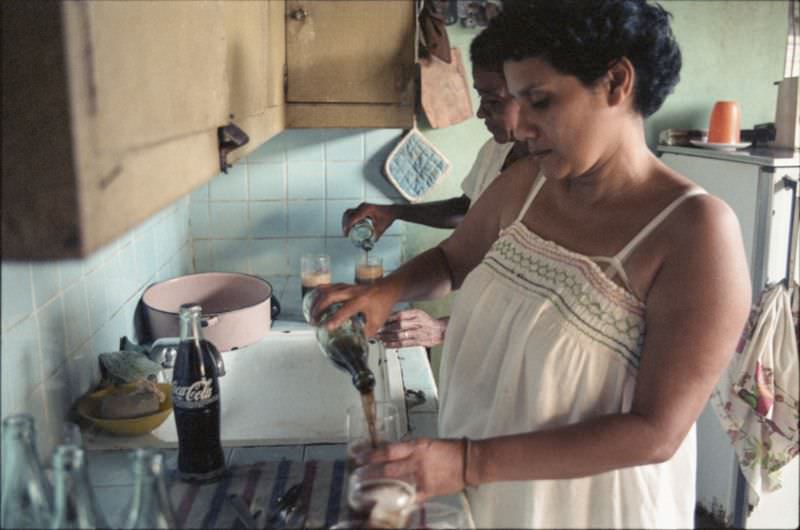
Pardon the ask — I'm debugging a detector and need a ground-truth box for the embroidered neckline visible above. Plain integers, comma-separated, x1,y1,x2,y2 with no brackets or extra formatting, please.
502,221,646,310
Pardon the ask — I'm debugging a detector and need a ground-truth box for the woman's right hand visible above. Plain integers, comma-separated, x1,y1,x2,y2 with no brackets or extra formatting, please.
310,280,400,338
341,202,398,241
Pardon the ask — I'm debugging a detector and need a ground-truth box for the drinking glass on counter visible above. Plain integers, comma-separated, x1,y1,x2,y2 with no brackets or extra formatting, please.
347,466,416,529
345,401,401,471
355,255,383,285
301,254,331,305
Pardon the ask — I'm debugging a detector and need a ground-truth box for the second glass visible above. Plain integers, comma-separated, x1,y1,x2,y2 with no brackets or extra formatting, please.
345,401,401,471
301,254,331,305
354,255,383,285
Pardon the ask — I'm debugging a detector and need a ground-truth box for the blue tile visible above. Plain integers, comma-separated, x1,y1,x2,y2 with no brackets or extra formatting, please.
211,240,251,274
281,277,302,318
364,129,403,162
193,240,213,273
190,182,209,202
82,240,117,276
287,201,326,237
287,162,325,199
30,262,60,309
251,239,290,276
117,241,139,298
248,133,286,164
210,202,248,239
59,260,83,289
248,162,285,200
371,235,404,272
326,237,359,283
104,253,127,317
326,162,366,199
62,282,90,354
85,264,109,334
260,275,288,303
134,225,157,288
209,163,248,201
249,202,286,237
37,297,67,378
1,316,43,415
286,238,327,276
190,202,210,239
91,308,126,356
326,129,365,161
1,262,32,330
325,200,354,237
65,343,99,402
284,129,325,161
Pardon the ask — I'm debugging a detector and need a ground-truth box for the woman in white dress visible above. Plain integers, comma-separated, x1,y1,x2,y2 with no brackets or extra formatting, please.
312,1,751,527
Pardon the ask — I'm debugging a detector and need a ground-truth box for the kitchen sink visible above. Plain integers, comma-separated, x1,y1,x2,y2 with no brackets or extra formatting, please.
83,323,407,449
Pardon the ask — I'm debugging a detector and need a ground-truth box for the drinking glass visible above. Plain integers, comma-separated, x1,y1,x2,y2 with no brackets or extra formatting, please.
345,401,401,471
406,501,472,529
347,466,416,529
300,254,331,305
354,255,383,285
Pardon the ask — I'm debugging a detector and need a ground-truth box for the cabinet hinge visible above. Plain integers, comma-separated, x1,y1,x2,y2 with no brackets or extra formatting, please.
283,63,288,96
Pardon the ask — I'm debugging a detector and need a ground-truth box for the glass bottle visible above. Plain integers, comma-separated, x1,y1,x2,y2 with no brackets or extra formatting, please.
348,218,376,251
50,444,108,529
171,304,226,482
302,291,375,394
123,449,178,529
1,414,52,529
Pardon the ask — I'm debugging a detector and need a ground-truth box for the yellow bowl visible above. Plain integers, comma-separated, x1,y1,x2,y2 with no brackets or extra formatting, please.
77,383,173,437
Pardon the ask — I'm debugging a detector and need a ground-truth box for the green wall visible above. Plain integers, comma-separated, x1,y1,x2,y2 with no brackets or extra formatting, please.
409,1,789,379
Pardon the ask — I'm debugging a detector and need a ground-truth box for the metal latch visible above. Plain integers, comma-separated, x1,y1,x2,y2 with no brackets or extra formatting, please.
218,121,249,174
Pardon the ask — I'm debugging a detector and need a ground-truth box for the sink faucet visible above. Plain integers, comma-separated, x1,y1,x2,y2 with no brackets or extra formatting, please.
145,338,226,377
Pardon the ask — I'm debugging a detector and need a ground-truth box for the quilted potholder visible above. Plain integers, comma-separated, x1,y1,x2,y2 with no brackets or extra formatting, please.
384,127,451,203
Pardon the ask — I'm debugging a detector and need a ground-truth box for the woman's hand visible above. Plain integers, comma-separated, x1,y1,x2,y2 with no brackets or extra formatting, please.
355,437,467,501
310,281,400,337
342,203,398,241
377,310,449,348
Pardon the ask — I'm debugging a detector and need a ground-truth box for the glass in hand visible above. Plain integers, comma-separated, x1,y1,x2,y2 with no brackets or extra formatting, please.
347,466,416,529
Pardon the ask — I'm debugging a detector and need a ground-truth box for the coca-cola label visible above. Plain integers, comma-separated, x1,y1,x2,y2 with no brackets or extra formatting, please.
172,378,219,408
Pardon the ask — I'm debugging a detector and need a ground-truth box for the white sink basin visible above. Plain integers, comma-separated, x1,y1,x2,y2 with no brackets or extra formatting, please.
85,324,407,449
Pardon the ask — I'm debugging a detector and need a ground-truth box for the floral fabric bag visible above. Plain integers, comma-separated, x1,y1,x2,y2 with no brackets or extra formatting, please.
711,284,799,508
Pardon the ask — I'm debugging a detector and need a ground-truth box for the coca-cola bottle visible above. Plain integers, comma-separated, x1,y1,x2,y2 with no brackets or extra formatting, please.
171,304,226,482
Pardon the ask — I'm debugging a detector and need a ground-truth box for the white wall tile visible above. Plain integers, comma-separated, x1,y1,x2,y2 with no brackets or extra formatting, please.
30,262,61,309
37,297,67,378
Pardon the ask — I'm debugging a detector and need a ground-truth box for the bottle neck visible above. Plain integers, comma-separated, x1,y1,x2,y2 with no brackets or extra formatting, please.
179,306,204,343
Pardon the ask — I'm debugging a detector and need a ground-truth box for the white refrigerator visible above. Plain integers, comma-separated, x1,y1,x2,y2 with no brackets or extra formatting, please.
659,145,799,529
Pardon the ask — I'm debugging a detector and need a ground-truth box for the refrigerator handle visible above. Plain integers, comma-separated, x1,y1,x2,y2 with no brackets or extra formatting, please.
781,176,799,289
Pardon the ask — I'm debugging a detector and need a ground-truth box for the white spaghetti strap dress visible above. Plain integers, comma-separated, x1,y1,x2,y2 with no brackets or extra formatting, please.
438,175,706,528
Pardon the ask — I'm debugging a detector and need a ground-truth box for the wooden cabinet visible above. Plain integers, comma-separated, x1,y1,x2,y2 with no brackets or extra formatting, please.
220,0,286,164
2,0,414,259
285,0,416,128
3,2,230,259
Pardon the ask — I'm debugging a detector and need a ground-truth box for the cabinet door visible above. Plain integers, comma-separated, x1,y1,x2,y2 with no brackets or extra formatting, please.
285,0,415,106
221,0,286,162
73,2,229,157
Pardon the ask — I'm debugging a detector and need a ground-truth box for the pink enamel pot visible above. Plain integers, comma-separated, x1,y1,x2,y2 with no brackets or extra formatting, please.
140,272,280,352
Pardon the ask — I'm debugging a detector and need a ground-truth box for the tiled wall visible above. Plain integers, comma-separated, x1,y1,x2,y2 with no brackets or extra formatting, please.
0,198,192,456
0,127,410,457
190,128,408,317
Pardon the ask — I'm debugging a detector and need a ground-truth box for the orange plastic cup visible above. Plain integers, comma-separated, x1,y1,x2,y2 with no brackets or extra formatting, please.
707,100,741,144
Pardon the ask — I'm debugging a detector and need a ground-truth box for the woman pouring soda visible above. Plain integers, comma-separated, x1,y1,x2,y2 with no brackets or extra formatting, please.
309,1,751,527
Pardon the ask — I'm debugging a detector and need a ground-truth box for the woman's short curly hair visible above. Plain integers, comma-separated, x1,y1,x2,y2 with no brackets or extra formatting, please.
490,0,681,117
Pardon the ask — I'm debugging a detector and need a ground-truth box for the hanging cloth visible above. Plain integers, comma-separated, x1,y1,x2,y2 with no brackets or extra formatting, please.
711,283,799,508
418,0,452,63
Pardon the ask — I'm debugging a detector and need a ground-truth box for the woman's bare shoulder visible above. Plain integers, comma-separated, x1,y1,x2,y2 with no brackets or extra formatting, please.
480,157,540,227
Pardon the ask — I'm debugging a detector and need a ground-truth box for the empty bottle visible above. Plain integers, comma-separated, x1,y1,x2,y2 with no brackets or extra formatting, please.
123,449,179,529
171,304,226,482
50,444,108,529
302,290,375,394
1,414,52,529
348,218,376,251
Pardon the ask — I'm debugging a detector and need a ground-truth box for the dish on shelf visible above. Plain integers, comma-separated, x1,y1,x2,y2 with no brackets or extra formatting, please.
689,139,751,151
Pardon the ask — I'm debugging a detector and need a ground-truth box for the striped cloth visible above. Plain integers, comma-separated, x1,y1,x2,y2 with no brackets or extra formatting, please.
169,459,348,529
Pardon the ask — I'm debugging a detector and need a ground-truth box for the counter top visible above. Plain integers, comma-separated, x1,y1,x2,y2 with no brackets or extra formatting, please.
85,342,473,528
658,144,800,168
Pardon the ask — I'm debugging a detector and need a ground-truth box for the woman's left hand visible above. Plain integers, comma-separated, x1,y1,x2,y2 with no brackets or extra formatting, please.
355,437,467,501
